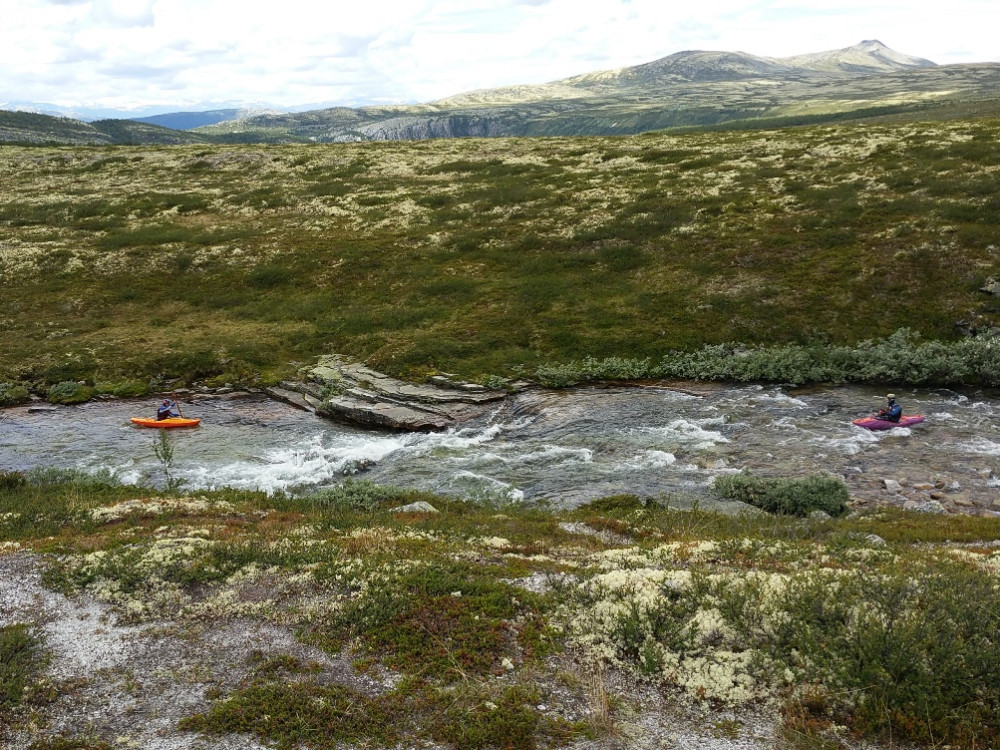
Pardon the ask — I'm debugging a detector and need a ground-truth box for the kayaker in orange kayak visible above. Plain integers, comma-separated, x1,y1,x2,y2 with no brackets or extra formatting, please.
157,399,181,421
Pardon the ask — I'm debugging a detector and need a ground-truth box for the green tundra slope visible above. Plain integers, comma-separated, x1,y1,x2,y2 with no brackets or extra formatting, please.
1,115,999,392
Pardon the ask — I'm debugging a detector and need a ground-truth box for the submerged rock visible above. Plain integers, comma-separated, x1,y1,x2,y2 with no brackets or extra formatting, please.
266,355,508,431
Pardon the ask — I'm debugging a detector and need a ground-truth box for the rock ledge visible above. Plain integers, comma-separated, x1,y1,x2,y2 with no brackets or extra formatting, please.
264,355,508,431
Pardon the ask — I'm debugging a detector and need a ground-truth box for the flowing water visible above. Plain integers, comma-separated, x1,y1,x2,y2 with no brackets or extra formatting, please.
3,383,1000,509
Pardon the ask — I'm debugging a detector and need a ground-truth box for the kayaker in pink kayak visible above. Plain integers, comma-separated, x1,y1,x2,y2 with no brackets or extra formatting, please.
156,399,181,421
876,393,902,423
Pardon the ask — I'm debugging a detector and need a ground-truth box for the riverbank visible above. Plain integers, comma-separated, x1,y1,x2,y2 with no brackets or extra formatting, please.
3,474,1000,749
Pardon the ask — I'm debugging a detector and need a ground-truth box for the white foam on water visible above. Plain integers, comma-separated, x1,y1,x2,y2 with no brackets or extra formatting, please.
960,438,1000,456
936,391,970,406
623,450,677,469
445,470,525,501
509,445,594,465
436,444,594,470
809,429,881,456
634,418,729,449
971,400,1000,415
882,427,913,437
750,392,809,408
420,423,503,450
181,431,412,493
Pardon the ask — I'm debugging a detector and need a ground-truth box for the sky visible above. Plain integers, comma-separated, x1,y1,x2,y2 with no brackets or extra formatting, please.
1,0,998,115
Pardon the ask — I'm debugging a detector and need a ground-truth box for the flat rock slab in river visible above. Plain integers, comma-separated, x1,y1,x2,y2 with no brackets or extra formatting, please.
274,355,507,431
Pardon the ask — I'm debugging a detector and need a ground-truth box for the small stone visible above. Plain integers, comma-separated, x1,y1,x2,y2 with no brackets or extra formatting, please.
952,495,974,507
501,657,515,671
903,500,920,510
930,491,945,500
808,510,832,520
864,534,887,546
882,479,903,493
912,483,934,491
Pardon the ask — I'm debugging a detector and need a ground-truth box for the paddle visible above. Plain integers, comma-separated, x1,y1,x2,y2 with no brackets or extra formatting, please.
172,391,184,418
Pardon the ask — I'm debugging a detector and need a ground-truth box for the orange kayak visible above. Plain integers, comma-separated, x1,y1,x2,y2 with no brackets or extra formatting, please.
130,417,201,428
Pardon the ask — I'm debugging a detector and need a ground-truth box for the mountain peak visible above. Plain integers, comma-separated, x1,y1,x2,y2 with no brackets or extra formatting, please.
779,40,937,74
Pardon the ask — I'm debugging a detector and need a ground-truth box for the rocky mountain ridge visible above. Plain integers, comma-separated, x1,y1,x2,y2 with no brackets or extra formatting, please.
2,41,995,145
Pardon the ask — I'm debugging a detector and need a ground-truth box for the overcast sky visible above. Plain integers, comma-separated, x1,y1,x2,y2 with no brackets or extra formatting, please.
2,0,998,113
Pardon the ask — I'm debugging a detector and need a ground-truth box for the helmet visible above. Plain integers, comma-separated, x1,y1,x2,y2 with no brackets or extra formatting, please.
886,394,895,399
163,399,171,405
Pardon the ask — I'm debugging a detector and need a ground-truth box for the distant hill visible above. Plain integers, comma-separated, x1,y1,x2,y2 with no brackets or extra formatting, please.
130,108,278,131
0,110,215,145
2,40,997,145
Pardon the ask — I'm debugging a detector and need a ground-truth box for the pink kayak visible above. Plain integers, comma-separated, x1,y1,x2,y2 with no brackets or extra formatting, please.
852,415,925,430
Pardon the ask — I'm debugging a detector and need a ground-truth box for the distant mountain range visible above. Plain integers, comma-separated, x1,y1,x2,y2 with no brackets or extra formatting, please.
3,40,999,145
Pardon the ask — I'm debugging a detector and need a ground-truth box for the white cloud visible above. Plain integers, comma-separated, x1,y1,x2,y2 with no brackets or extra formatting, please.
0,0,996,111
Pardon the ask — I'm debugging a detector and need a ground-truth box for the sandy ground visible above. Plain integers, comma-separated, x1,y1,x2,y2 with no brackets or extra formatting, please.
0,550,854,750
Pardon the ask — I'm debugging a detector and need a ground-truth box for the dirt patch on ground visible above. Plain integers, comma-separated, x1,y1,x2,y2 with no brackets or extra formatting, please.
0,552,395,750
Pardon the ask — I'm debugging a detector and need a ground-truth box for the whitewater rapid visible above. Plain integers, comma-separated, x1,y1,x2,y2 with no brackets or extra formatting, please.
3,383,1000,508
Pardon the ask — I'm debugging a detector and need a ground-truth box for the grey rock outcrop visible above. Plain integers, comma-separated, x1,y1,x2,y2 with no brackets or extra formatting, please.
390,501,440,514
265,355,507,432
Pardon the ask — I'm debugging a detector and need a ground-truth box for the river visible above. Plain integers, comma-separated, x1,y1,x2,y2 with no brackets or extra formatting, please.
2,383,999,511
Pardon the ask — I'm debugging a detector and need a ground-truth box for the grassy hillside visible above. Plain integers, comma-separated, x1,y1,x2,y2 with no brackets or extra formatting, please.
2,116,999,392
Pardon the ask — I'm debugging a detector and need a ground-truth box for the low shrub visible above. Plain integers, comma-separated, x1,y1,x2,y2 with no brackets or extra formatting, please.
94,379,149,398
711,471,849,517
47,381,95,405
771,562,1000,746
0,470,27,491
0,382,31,406
0,624,43,710
179,683,393,747
304,479,407,512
